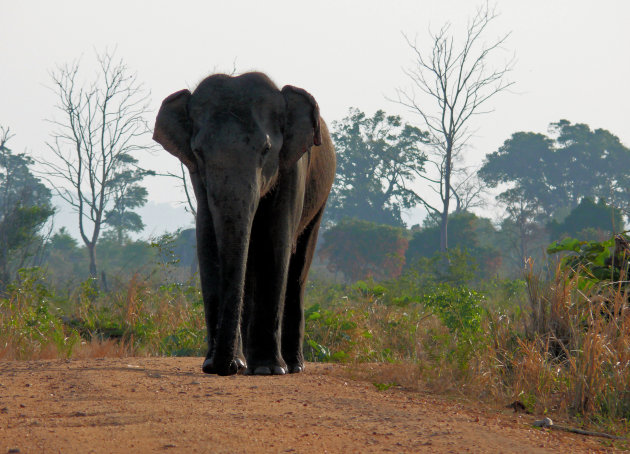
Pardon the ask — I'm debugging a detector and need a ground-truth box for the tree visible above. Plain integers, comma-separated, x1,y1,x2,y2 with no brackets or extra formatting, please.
395,3,513,251
496,187,547,272
0,127,54,289
479,121,630,218
103,169,151,244
548,198,624,241
479,131,558,213
552,120,630,217
319,219,409,281
326,108,428,227
42,50,153,278
44,227,86,291
405,211,501,279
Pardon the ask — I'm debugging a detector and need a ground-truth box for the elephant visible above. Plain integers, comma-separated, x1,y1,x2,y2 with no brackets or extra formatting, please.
153,72,336,376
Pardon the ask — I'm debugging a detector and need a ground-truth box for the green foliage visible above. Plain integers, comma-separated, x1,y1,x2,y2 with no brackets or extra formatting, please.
479,131,556,213
422,284,484,369
42,229,167,292
303,279,430,364
495,187,550,275
97,237,155,273
326,108,429,226
398,248,477,294
423,285,484,336
480,121,629,277
104,168,155,243
171,228,198,273
303,275,487,373
151,230,182,268
320,218,408,281
547,233,628,286
0,268,81,358
480,120,630,218
0,128,54,290
548,198,624,241
303,300,363,362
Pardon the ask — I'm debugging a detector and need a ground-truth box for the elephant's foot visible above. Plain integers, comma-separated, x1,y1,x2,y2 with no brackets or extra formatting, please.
202,356,247,376
244,365,287,375
282,353,304,374
243,357,287,375
286,363,304,374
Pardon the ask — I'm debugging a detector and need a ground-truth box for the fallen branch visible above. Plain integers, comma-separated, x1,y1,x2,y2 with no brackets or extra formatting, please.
533,417,627,441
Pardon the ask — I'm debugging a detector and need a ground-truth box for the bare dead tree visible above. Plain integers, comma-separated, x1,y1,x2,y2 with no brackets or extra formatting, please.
42,50,152,278
395,3,514,252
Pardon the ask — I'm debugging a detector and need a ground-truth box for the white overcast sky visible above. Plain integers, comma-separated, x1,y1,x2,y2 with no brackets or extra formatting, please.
1,0,629,236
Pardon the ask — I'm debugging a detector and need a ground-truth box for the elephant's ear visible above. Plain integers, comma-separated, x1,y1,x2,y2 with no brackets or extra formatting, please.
280,85,322,171
153,89,197,172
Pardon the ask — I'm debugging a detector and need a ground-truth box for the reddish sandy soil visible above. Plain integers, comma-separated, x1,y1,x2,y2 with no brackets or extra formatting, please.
0,358,620,453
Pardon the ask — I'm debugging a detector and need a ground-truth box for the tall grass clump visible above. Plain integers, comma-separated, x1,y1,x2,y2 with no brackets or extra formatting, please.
486,235,630,426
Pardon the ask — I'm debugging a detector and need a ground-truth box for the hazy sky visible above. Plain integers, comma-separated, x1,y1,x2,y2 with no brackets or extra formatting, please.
2,0,629,235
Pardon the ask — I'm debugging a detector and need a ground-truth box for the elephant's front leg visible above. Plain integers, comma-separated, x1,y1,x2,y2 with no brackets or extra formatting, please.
243,208,293,375
192,174,246,375
192,177,220,373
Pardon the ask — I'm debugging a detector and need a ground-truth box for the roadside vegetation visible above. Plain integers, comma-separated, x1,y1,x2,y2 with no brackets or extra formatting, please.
1,232,628,439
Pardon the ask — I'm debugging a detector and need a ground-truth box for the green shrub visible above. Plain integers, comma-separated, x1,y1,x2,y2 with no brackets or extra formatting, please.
0,268,81,359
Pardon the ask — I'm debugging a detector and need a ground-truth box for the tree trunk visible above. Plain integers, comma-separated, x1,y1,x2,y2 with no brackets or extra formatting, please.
440,210,449,253
440,140,453,253
87,242,97,278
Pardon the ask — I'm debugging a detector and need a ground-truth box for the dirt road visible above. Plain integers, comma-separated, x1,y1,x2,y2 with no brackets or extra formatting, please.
0,358,614,453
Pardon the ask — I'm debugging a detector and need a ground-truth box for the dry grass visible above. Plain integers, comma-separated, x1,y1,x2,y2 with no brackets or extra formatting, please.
482,261,630,430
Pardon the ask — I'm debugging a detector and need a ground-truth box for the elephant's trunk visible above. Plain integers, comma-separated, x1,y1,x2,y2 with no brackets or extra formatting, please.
207,175,259,375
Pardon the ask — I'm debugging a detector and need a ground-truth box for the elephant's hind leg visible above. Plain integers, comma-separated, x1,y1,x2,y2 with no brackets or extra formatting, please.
282,206,325,373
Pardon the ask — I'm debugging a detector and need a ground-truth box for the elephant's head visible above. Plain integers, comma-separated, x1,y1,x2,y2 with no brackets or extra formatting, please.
152,72,321,374
154,72,321,179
